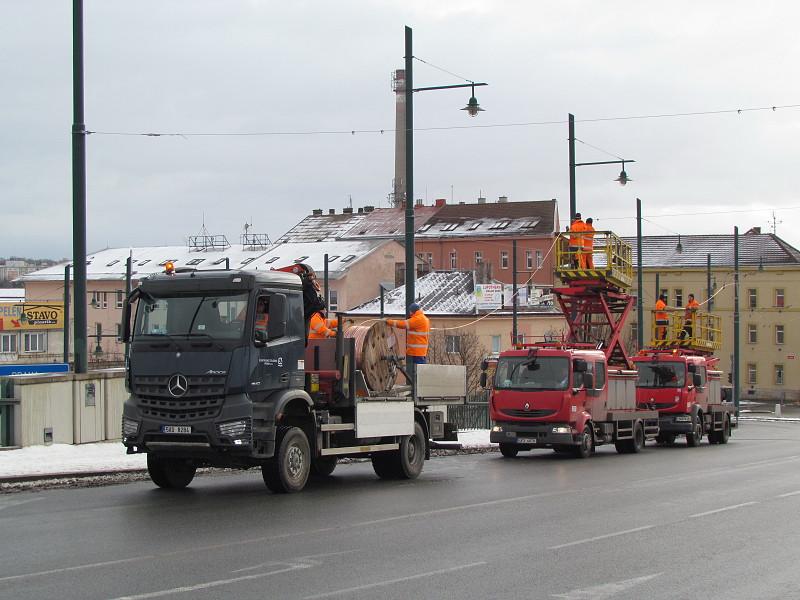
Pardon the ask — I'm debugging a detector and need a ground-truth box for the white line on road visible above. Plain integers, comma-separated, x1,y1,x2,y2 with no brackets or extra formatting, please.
108,563,312,600
302,562,488,599
777,490,800,498
0,556,154,583
552,573,663,599
231,549,361,573
689,501,759,518
549,525,654,550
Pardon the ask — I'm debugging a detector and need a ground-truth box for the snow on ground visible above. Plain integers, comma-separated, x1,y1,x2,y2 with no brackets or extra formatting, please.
0,442,147,478
455,429,492,448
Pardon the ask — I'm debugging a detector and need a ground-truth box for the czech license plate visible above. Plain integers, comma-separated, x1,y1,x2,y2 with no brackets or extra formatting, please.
161,425,192,434
518,437,537,444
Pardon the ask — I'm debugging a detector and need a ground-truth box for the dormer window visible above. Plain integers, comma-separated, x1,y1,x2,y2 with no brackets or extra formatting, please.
211,258,227,265
341,255,356,263
186,258,205,266
106,259,119,267
441,223,459,232
264,256,279,264
489,220,510,230
294,256,309,263
468,222,481,230
417,223,432,233
240,257,255,266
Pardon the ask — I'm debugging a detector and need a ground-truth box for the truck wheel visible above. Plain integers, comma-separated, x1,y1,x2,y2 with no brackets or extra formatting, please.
499,443,519,458
686,414,703,447
573,425,594,459
371,452,399,479
311,456,337,477
615,423,643,454
147,455,196,490
396,422,426,479
710,415,731,445
262,426,311,493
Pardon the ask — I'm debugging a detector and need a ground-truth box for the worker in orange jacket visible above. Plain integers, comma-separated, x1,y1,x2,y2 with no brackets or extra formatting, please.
680,293,700,340
568,213,586,268
308,311,338,339
386,303,430,364
581,217,596,269
655,294,669,340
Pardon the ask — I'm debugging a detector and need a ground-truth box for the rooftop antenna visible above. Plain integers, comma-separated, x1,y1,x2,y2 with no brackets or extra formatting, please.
770,210,782,235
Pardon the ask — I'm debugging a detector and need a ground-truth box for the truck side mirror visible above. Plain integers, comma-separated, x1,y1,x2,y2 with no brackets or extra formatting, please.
582,372,594,389
693,373,702,387
480,358,489,371
268,293,287,340
573,359,587,373
121,288,140,343
479,372,487,388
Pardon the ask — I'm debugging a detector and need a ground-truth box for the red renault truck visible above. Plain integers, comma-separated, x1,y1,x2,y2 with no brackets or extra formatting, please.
486,345,659,458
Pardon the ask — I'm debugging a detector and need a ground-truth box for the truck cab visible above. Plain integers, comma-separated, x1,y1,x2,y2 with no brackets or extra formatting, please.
487,347,654,458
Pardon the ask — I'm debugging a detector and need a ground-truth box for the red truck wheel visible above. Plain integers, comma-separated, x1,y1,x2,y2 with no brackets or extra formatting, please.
686,413,703,447
573,425,594,459
499,443,519,458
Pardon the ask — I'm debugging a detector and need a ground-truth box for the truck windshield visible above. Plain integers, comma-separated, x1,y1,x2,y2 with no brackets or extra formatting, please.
636,362,686,388
134,292,249,341
494,356,569,390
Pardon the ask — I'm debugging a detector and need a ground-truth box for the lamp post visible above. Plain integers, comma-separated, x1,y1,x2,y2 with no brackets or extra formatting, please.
403,25,486,352
568,113,635,222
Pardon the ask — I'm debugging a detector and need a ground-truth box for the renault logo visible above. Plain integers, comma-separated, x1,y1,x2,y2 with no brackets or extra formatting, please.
168,374,188,398
524,402,530,411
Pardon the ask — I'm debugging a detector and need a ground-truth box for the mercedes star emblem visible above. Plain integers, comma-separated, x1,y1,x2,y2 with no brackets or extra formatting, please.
168,373,188,398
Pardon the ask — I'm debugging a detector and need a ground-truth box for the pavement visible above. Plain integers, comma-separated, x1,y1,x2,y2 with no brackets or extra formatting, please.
0,406,796,485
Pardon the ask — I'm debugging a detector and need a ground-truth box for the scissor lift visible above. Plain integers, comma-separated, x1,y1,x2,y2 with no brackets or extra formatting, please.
552,231,636,369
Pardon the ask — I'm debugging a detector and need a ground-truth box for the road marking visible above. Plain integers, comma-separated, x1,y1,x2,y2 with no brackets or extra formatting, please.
689,501,758,518
777,490,800,498
302,562,487,599
549,525,654,550
108,563,312,600
0,497,43,512
0,556,154,583
231,549,361,573
552,573,663,599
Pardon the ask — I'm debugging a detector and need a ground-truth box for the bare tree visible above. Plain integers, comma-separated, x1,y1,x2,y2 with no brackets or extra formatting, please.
428,328,488,401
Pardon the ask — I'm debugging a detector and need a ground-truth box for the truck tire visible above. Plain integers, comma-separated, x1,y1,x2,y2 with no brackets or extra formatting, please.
573,425,594,459
709,415,731,445
499,443,519,458
311,456,337,477
372,422,426,480
615,422,644,454
686,413,703,447
147,455,196,490
371,452,399,479
262,426,311,493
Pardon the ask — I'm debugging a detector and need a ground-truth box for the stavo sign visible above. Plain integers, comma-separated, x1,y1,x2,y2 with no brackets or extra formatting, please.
0,302,64,330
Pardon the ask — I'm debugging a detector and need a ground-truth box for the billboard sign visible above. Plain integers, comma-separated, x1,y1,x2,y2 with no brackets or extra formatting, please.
0,302,65,331
475,284,503,310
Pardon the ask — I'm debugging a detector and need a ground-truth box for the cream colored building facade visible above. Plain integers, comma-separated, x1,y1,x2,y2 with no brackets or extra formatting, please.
627,233,800,402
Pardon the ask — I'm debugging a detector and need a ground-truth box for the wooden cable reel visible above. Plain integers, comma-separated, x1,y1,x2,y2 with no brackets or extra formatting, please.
344,321,398,392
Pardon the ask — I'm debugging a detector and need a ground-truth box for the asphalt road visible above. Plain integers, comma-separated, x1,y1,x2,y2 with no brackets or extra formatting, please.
2,421,799,600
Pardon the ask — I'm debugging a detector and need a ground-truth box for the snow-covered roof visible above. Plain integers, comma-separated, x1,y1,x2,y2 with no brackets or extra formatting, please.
348,271,477,316
416,200,557,239
275,210,369,243
20,240,390,282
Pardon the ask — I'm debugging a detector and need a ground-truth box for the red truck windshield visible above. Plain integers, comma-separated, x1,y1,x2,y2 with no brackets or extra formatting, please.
636,361,686,388
494,356,570,391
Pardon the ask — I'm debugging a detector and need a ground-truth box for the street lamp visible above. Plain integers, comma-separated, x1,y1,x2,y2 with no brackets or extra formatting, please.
403,25,487,340
568,113,635,221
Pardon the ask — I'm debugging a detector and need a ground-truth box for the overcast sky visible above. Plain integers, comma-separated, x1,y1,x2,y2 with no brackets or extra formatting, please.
2,1,799,259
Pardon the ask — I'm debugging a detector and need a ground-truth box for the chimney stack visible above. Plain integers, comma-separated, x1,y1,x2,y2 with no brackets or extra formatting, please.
498,196,508,203
435,198,447,207
312,209,323,215
477,197,486,204
329,209,336,215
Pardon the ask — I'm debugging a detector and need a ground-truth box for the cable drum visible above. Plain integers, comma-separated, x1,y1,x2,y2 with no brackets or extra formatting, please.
344,321,398,392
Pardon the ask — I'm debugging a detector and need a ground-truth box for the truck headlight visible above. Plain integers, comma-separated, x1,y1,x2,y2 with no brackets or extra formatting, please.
217,419,251,444
122,417,139,437
552,426,572,434
492,425,503,433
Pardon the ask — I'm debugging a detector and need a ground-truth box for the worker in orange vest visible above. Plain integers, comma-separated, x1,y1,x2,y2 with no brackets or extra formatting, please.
582,217,596,269
680,293,700,340
386,302,430,365
308,311,338,339
655,294,669,341
568,213,586,268
254,297,269,334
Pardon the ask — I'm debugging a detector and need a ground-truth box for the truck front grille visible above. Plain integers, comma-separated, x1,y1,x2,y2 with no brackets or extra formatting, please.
133,375,226,421
500,408,557,418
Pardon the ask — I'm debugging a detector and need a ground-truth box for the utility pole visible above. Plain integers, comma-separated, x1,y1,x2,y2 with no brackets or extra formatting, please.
636,198,643,351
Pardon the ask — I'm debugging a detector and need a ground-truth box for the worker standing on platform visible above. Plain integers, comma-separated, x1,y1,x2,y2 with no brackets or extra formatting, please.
386,303,430,383
582,217,596,268
308,311,338,339
655,294,669,340
568,213,586,268
680,293,700,340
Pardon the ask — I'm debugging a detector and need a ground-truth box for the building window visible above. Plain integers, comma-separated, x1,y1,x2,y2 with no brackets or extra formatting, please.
776,324,785,345
329,290,338,312
748,288,757,309
525,251,533,270
186,258,205,266
536,249,543,268
341,255,356,263
450,252,457,269
674,289,683,308
445,335,461,353
491,335,501,353
747,363,757,385
775,364,785,386
775,288,785,308
116,323,122,339
23,332,46,353
1,333,17,354
92,291,108,309
264,256,279,264
475,251,483,264
748,324,757,344
116,290,124,309
500,251,509,269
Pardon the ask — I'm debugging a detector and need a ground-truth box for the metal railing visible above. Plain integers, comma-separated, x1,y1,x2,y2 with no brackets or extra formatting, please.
649,309,722,351
447,403,490,430
555,231,634,289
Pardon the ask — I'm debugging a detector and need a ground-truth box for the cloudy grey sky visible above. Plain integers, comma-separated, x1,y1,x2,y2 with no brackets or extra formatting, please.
3,1,799,259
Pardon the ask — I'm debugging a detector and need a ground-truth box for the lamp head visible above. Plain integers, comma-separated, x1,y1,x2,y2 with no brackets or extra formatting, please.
615,168,630,186
461,96,484,117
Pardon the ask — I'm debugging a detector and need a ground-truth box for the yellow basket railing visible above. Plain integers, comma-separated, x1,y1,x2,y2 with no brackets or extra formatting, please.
555,231,633,290
649,309,722,351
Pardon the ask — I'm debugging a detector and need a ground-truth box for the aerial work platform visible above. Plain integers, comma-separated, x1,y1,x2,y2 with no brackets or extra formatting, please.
649,310,722,354
555,231,634,290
